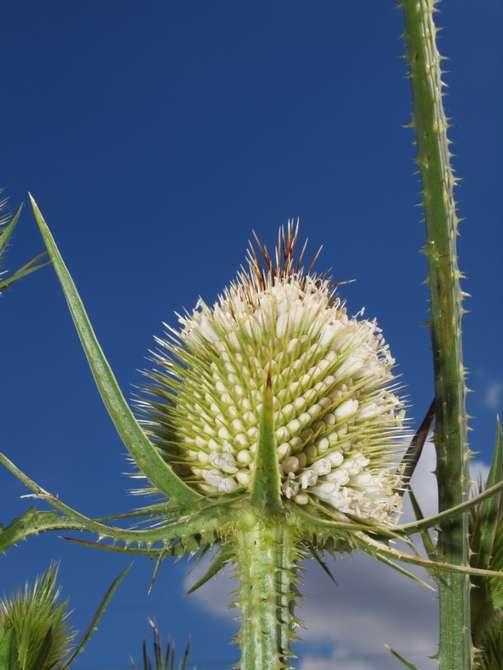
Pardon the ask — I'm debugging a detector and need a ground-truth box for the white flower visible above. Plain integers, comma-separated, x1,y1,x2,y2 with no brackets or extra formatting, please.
140,222,409,524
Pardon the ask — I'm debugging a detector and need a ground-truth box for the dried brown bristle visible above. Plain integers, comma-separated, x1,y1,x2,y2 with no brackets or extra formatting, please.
247,219,349,298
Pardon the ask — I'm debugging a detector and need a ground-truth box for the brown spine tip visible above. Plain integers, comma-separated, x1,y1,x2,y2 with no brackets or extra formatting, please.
266,367,272,389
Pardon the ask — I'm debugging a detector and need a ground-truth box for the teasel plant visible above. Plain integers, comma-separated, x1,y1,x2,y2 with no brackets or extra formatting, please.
0,196,47,293
1,4,502,670
0,561,130,670
2,203,503,670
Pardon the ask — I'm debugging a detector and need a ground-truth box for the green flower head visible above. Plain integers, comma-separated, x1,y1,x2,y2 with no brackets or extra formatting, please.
0,563,74,670
140,223,408,524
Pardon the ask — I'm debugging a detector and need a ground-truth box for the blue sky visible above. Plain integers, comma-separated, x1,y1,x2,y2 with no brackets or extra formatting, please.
1,1,502,668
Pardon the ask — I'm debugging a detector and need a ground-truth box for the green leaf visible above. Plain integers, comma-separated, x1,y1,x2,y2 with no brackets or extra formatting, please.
186,545,232,595
29,195,200,508
0,628,20,670
0,206,22,257
30,627,54,670
0,204,48,291
397,399,435,492
478,419,503,568
489,518,503,610
385,644,420,670
249,370,282,514
63,537,168,556
358,532,503,581
398,478,503,536
179,638,191,670
0,252,49,291
475,614,503,670
374,552,435,593
308,545,337,585
60,563,132,669
408,488,436,559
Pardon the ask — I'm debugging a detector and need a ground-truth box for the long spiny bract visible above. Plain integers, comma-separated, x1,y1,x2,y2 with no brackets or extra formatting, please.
30,196,201,508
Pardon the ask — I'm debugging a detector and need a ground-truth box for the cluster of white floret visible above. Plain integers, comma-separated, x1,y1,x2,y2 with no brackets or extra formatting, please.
147,256,408,524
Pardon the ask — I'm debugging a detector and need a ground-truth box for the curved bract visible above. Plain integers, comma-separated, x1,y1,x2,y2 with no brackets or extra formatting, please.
30,195,201,509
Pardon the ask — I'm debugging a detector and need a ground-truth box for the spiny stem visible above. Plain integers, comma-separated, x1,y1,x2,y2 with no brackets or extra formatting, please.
234,512,298,670
401,2,471,669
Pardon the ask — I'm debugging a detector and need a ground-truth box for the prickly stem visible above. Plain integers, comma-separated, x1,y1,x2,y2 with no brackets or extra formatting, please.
401,2,471,669
234,511,298,670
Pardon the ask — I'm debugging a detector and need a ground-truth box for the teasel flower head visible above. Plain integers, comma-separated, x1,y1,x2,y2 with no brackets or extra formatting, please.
139,222,408,524
0,563,75,670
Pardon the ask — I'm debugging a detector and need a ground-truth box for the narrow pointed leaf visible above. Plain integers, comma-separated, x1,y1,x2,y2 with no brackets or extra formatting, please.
60,563,132,670
308,545,337,585
30,195,200,507
249,370,282,514
397,399,435,493
0,205,22,256
358,532,503,580
62,537,169,556
385,644,420,670
397,478,503,535
30,627,54,670
95,502,174,522
478,418,503,567
186,545,232,594
0,252,49,291
149,619,162,669
294,505,391,536
148,555,165,595
408,488,436,559
0,628,20,670
374,552,435,592
180,639,191,670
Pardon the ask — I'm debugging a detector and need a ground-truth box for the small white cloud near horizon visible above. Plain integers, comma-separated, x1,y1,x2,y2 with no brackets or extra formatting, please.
484,381,503,411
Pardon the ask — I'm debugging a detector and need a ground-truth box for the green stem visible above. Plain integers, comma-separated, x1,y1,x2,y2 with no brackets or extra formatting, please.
401,2,471,669
235,512,298,670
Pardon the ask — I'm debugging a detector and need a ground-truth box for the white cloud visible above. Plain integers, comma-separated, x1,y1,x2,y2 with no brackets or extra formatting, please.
187,442,489,669
484,381,503,410
302,650,374,670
